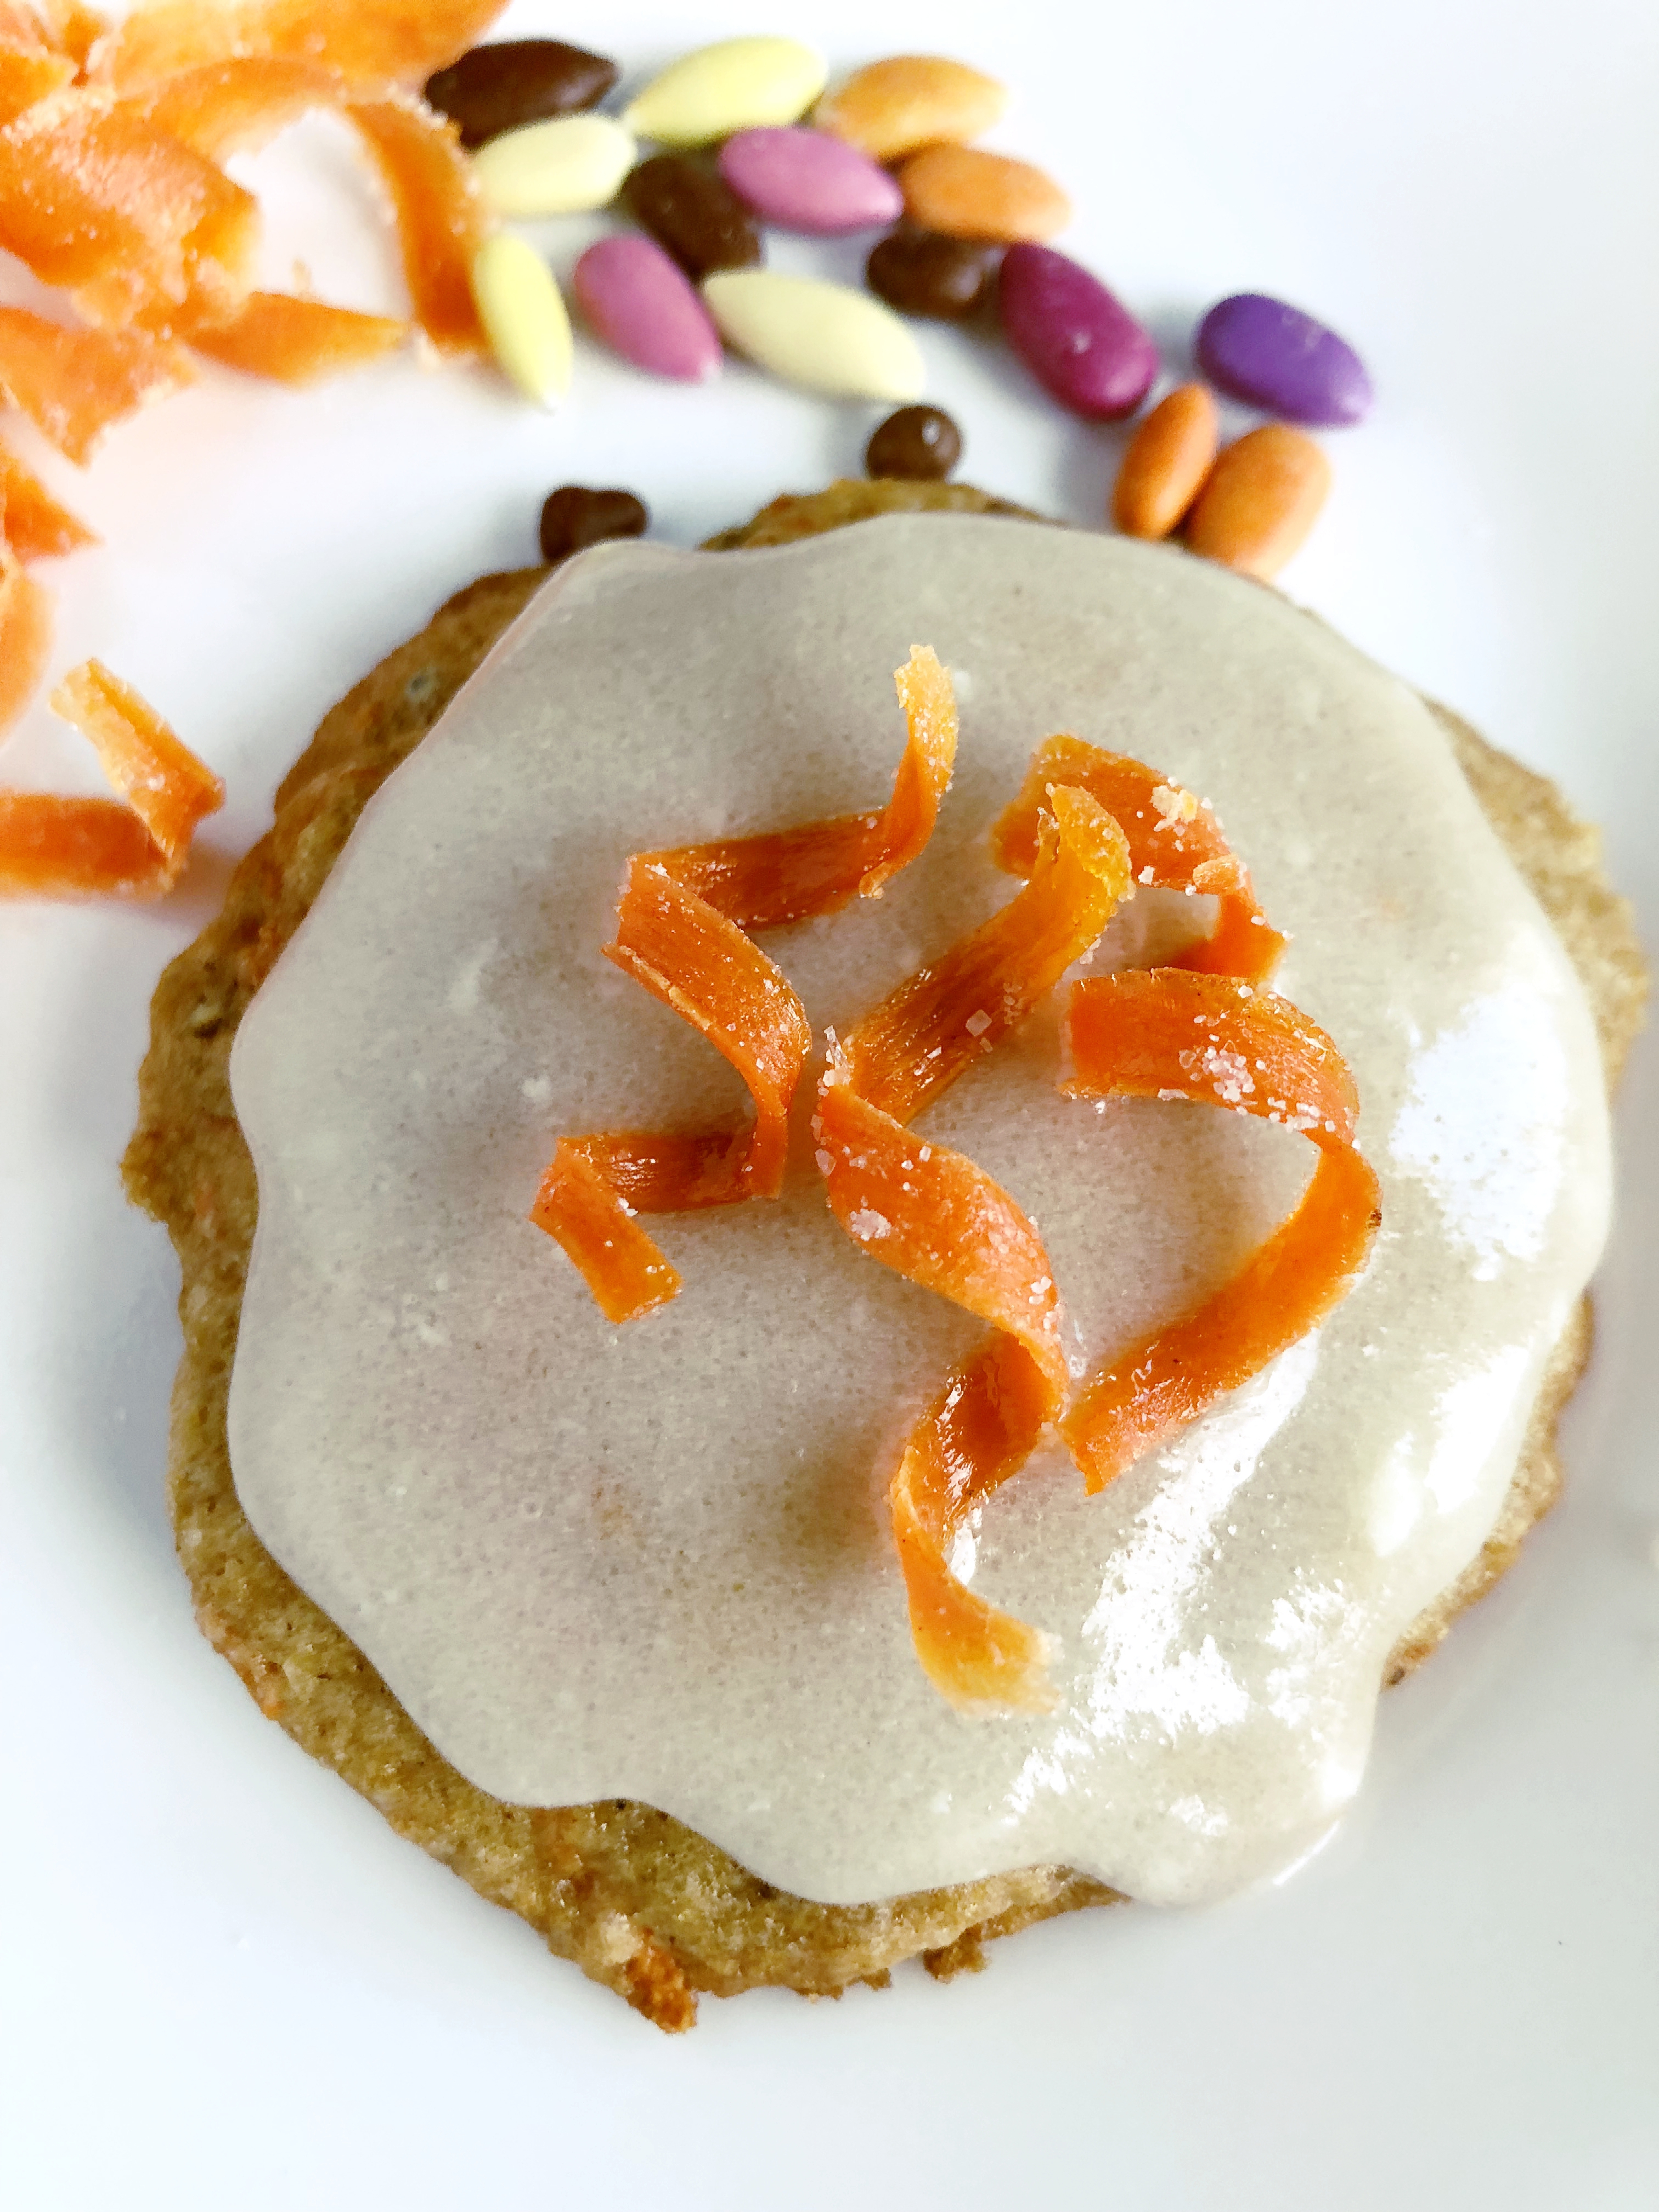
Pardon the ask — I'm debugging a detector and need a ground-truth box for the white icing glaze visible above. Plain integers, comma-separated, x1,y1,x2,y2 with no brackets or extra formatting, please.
227,518,1609,1907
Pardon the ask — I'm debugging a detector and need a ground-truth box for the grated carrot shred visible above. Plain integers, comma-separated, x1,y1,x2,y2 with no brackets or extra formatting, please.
2,658,222,898
1059,970,1381,1489
48,657,223,868
0,527,52,735
0,304,196,462
0,5,76,126
815,782,1133,1712
102,0,508,97
0,792,167,896
0,435,97,556
187,290,408,383
0,92,258,329
532,646,958,1325
132,60,487,359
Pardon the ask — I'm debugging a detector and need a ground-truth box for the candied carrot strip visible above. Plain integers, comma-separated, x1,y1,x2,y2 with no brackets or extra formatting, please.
992,734,1288,982
0,792,167,895
530,1144,681,1325
187,291,408,383
0,436,97,556
1059,970,1381,1491
344,92,486,358
103,0,507,95
0,530,51,733
534,646,959,1324
48,657,223,870
815,783,1133,1712
0,94,257,329
633,641,958,929
0,306,195,462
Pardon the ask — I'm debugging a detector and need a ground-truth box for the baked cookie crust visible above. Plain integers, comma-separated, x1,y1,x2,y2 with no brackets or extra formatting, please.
122,482,1646,2028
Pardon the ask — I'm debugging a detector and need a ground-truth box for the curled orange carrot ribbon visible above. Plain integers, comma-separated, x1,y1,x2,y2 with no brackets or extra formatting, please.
1059,969,1381,1490
814,786,1133,1712
532,645,958,1323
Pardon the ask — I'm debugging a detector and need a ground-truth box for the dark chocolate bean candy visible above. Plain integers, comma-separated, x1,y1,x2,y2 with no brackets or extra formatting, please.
425,40,620,150
620,154,761,280
866,227,997,320
539,486,648,565
866,404,962,481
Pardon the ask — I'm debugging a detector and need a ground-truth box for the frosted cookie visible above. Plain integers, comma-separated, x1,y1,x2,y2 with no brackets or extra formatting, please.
125,483,1645,2028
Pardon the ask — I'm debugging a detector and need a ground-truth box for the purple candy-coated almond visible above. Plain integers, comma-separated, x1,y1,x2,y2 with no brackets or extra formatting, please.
716,126,904,235
998,244,1158,421
572,235,721,383
1195,294,1373,427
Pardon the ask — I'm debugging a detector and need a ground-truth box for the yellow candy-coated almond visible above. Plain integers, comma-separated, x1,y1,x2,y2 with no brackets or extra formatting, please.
898,144,1070,243
702,270,924,402
470,234,572,408
1183,425,1331,578
1113,384,1221,538
472,115,636,218
814,54,1007,162
623,36,827,148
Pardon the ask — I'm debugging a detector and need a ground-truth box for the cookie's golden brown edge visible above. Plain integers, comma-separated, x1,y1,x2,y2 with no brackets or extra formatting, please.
122,481,1646,2032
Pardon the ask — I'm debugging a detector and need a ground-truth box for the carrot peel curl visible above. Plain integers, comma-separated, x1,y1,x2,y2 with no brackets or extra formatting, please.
992,734,1288,982
815,785,1133,1712
532,645,959,1323
1059,969,1381,1492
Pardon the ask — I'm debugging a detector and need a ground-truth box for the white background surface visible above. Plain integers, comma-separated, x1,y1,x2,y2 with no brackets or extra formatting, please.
2,2,1655,2206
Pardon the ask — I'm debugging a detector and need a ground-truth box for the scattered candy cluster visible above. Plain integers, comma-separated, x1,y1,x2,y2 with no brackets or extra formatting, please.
0,5,1376,904
435,32,1374,579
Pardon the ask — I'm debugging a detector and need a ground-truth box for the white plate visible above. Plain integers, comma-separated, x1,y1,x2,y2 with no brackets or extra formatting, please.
2,4,1655,2207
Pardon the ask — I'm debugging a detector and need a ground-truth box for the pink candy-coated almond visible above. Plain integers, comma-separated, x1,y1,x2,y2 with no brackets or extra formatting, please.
998,243,1158,420
572,234,722,382
718,125,903,234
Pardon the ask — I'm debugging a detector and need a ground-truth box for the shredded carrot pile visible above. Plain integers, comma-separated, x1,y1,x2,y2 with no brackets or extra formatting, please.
531,646,959,1324
0,657,223,897
0,1,509,897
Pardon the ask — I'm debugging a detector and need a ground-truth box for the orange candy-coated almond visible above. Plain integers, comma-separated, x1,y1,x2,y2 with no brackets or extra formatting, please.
897,143,1070,244
49,658,223,870
0,306,196,462
1184,424,1331,579
188,291,408,382
814,54,1006,162
0,437,97,557
1113,382,1219,539
533,646,959,1324
991,733,1288,983
1060,970,1380,1491
102,0,507,94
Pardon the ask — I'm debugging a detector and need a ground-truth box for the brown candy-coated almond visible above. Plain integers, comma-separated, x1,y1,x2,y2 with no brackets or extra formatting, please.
897,144,1070,244
1113,383,1220,538
815,55,1006,162
1183,425,1331,578
425,41,619,150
